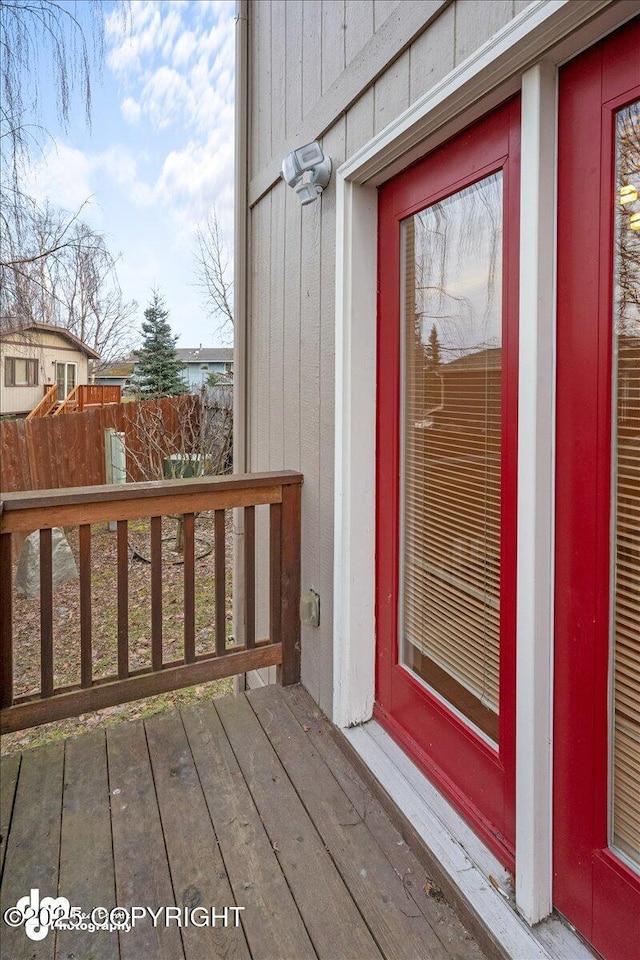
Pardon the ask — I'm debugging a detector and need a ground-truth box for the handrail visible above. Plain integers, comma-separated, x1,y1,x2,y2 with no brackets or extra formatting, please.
26,383,58,420
0,471,303,733
53,383,80,415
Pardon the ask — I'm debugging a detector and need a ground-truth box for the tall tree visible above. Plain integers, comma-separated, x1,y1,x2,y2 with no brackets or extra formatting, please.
134,292,187,398
1,201,137,362
425,323,442,369
193,207,234,343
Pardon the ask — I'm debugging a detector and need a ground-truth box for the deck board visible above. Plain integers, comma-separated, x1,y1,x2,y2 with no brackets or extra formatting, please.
0,741,64,960
280,684,488,960
0,752,20,881
56,730,117,960
0,687,489,960
183,699,318,960
216,693,384,960
108,719,185,960
145,710,251,960
248,684,450,960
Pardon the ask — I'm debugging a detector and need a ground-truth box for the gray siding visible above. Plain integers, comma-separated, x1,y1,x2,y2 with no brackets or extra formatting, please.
245,0,532,713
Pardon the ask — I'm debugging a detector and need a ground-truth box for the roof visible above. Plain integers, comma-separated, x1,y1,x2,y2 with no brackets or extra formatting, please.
175,348,233,363
95,361,136,378
442,347,502,371
1,322,101,359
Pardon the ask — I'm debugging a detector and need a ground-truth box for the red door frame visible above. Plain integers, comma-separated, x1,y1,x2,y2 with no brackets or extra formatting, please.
375,97,520,867
554,20,640,960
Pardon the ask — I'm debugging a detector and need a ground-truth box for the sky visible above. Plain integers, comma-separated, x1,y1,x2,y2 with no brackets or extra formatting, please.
25,0,236,349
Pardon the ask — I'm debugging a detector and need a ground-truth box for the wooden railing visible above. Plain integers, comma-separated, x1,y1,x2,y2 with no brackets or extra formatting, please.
0,471,302,733
26,383,58,420
54,383,122,415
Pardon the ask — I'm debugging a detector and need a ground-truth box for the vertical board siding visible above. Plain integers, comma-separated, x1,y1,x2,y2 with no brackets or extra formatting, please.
302,1,323,122
271,2,287,156
283,178,302,471
321,0,347,96
345,87,376,163
373,0,401,33
250,196,273,658
345,1,375,67
298,197,322,703
454,0,516,66
373,46,411,135
246,0,523,710
285,1,304,138
251,0,272,176
409,3,455,102
269,182,286,472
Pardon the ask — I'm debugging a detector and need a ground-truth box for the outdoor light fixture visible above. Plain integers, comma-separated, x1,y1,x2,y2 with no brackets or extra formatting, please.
281,140,331,205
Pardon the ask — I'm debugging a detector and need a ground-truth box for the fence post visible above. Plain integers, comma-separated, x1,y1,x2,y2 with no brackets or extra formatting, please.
277,481,301,686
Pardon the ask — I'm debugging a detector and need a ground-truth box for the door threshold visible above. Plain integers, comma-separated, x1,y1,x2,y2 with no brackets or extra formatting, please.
339,720,595,960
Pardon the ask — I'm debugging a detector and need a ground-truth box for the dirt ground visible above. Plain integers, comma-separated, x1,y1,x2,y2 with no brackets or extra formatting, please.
1,512,235,756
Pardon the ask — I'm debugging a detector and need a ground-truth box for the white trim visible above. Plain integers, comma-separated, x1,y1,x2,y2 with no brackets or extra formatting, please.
332,0,635,925
333,179,378,729
343,721,595,960
515,61,558,925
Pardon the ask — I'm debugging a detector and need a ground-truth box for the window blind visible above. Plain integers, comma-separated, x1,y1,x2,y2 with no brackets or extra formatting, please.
611,100,640,869
400,173,503,735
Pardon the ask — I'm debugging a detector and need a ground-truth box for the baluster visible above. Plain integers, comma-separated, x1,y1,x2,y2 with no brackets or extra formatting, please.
79,524,92,687
244,505,256,650
117,520,129,678
151,516,163,671
215,509,226,656
183,513,196,663
270,502,282,644
40,528,54,697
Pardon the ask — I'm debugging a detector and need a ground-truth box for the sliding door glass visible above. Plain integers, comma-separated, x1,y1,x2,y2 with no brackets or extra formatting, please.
400,172,503,743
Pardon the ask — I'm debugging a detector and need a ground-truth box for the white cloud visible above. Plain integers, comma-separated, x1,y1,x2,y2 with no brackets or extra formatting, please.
102,1,236,239
121,97,141,124
105,1,235,136
25,140,148,223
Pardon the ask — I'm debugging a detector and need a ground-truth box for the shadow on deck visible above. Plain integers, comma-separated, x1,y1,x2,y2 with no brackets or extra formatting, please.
0,685,487,960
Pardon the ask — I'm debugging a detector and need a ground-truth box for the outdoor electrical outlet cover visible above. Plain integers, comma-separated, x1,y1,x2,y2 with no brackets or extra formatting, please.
300,589,320,627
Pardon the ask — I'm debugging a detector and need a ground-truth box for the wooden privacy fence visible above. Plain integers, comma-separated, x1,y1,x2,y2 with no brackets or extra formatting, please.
0,395,203,492
0,471,302,733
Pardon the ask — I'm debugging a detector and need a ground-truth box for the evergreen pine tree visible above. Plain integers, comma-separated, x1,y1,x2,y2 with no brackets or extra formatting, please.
425,323,442,369
134,291,187,397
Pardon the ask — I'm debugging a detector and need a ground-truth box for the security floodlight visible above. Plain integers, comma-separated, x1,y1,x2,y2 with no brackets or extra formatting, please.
281,140,332,205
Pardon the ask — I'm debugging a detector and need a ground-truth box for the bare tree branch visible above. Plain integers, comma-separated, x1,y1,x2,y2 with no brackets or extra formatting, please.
193,207,234,343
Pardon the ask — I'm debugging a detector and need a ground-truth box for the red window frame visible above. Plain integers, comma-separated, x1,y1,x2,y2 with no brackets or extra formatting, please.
375,97,520,865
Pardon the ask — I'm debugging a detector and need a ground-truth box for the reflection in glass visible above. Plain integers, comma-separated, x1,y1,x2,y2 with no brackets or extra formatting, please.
611,100,640,872
400,172,502,742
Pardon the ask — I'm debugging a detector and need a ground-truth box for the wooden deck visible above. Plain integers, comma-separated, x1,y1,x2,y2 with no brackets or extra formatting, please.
0,685,488,960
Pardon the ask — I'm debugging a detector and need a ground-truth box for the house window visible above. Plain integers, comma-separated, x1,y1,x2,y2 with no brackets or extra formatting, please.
56,362,77,397
5,357,39,387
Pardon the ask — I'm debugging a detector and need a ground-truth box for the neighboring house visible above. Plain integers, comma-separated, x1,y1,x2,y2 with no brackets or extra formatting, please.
94,349,233,393
234,4,639,960
175,347,234,390
92,359,136,390
0,323,100,417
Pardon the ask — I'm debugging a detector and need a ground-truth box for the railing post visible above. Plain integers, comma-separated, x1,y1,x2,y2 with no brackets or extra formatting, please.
277,482,301,685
